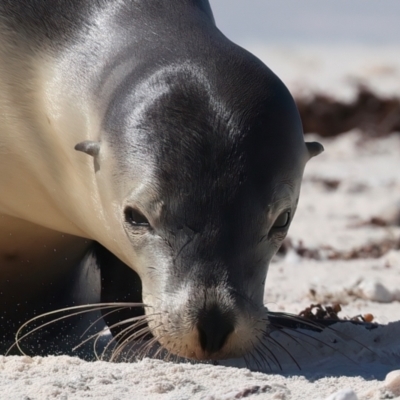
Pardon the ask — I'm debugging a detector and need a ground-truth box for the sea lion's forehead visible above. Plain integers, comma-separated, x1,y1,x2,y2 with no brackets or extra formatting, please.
107,57,306,225
111,70,302,161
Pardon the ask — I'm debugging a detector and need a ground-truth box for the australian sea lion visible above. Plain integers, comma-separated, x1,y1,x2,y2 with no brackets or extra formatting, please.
0,0,323,361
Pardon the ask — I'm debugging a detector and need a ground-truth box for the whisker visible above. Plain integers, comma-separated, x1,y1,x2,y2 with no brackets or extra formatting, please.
9,303,145,357
243,353,250,370
275,326,359,365
254,346,272,370
93,315,150,361
268,312,326,332
109,322,161,362
80,306,129,339
254,334,282,371
153,336,169,359
269,311,375,352
267,312,376,364
165,348,174,362
10,303,139,356
110,327,151,362
263,334,301,370
266,323,317,354
135,335,162,361
100,316,154,361
249,343,264,371
72,307,132,352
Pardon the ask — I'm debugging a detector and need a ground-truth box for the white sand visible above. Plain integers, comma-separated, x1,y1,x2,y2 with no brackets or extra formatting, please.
2,45,400,400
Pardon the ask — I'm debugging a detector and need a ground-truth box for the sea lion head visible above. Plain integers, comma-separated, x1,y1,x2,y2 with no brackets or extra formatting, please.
76,56,322,360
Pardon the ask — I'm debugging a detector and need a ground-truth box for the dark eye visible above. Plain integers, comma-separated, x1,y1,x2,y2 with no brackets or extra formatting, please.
124,207,150,227
272,211,290,229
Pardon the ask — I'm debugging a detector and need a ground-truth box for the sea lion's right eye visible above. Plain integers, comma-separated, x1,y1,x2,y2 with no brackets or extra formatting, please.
124,207,150,227
271,211,290,229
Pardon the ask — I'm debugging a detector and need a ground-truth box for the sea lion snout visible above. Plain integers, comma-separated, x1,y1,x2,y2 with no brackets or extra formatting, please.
143,277,266,360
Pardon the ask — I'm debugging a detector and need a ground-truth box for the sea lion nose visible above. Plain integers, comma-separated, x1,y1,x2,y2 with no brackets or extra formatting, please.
196,305,235,354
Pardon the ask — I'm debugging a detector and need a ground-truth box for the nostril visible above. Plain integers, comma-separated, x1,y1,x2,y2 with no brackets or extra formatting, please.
197,323,232,353
197,306,235,354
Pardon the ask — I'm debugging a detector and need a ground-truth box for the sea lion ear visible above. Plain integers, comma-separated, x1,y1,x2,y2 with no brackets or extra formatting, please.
75,140,101,157
306,141,324,160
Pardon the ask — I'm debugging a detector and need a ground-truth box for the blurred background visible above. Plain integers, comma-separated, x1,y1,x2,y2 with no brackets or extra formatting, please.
210,0,400,137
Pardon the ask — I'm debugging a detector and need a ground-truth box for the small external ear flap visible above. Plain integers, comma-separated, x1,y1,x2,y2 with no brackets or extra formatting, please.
75,140,100,157
306,141,324,159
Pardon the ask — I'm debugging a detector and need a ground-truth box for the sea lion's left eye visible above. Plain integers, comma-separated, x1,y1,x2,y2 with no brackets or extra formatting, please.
272,211,290,229
124,207,150,227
